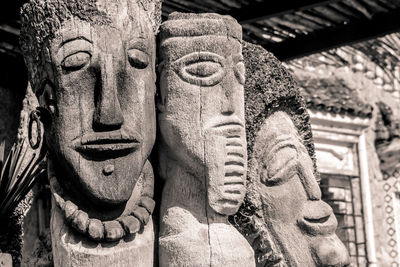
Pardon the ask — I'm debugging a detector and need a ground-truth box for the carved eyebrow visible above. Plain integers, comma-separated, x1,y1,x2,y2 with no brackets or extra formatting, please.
268,139,298,162
127,38,149,52
267,153,298,181
59,36,93,49
264,134,295,152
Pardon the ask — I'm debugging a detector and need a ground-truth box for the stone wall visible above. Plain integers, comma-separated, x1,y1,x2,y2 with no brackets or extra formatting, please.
287,55,400,266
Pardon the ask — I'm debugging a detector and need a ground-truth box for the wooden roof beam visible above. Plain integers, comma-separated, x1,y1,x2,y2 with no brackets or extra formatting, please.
262,8,400,61
0,26,20,54
233,0,342,24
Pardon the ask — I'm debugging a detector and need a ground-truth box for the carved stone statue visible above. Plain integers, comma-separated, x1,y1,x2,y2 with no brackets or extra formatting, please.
20,0,161,266
251,111,349,266
232,42,350,267
157,13,255,266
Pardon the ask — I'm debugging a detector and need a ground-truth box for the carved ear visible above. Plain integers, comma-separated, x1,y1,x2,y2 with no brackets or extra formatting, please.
156,96,166,113
38,81,56,115
157,61,167,113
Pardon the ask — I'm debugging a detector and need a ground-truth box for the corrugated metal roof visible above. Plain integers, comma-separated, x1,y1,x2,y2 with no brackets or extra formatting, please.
163,0,400,60
0,0,398,90
298,77,374,118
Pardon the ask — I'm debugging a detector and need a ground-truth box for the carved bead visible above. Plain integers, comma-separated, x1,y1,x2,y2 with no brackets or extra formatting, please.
71,210,89,234
64,201,78,222
104,221,125,242
88,219,104,241
118,216,141,235
132,207,150,225
139,197,155,214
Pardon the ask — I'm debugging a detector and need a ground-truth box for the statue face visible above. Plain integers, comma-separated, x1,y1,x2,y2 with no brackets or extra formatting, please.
158,34,247,215
42,6,156,207
251,112,349,266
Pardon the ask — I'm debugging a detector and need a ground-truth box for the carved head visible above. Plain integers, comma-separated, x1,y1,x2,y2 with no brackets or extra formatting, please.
20,0,161,207
251,111,349,266
158,13,247,215
236,42,349,266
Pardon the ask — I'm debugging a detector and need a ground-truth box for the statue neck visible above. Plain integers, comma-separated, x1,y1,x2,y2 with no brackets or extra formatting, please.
159,153,227,225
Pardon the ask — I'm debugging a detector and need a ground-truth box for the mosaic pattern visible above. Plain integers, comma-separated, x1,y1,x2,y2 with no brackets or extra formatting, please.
382,173,400,266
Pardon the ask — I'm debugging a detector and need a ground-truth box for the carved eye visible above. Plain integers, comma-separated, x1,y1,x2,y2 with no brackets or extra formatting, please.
62,52,91,71
173,52,225,86
128,49,149,69
260,145,298,186
235,62,245,85
186,62,221,78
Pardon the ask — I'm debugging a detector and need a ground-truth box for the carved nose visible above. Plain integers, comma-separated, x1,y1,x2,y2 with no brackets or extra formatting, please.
93,55,124,130
298,156,322,200
221,75,237,115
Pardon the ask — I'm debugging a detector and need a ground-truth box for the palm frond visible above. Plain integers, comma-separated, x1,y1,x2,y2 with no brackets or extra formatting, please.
289,32,400,89
0,140,46,217
0,140,5,170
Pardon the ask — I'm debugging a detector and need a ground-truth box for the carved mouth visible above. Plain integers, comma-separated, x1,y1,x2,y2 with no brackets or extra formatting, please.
214,121,243,128
224,154,245,195
225,151,245,180
304,215,330,224
73,131,141,155
205,116,245,135
226,135,244,148
224,133,246,193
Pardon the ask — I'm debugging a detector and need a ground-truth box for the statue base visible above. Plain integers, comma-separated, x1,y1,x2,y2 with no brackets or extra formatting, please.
159,207,255,267
51,201,154,267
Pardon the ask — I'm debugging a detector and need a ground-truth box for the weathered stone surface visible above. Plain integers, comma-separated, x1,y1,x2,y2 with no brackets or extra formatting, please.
21,188,53,267
231,42,350,266
251,112,349,266
157,13,254,267
0,253,12,267
20,0,161,265
375,101,400,176
17,84,38,143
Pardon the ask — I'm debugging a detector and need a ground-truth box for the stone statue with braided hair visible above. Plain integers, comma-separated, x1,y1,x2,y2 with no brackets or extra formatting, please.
231,41,350,267
20,0,161,266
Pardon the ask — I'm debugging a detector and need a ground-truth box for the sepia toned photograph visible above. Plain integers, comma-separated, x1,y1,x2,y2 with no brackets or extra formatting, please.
0,0,399,266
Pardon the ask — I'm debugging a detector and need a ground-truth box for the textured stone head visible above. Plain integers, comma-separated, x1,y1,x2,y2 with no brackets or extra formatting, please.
20,0,161,208
158,13,247,215
251,111,349,266
236,42,350,266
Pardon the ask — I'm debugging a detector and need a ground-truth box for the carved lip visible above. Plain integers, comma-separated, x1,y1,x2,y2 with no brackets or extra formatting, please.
223,183,245,196
224,177,245,185
205,116,245,132
225,165,245,178
73,130,141,154
297,201,337,236
226,147,245,160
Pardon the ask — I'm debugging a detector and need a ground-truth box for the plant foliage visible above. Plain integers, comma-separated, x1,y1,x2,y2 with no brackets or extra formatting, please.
0,140,46,217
